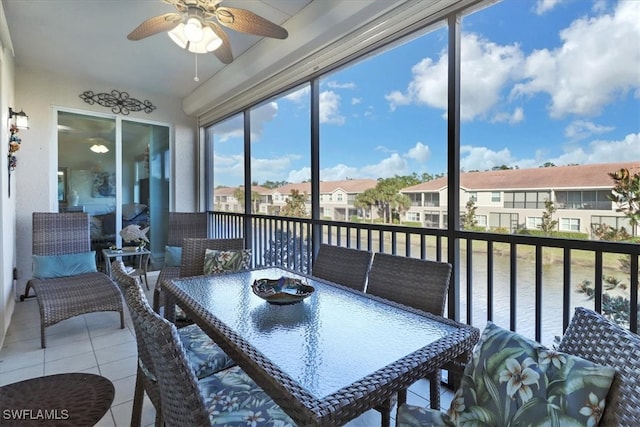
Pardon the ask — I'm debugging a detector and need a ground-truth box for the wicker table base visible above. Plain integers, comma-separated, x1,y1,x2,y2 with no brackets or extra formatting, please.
0,373,114,426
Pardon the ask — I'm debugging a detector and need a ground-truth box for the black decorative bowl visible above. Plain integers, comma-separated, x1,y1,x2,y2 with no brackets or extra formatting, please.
252,276,315,305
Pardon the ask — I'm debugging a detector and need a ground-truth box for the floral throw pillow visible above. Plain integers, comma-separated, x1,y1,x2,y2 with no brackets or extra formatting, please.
203,249,251,275
448,322,615,427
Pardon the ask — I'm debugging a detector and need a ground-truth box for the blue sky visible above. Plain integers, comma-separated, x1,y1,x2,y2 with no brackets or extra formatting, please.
213,0,640,187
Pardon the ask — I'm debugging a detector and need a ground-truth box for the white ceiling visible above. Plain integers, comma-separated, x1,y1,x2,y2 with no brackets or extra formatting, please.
2,0,314,99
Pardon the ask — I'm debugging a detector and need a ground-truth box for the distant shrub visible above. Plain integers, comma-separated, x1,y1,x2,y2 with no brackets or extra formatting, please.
517,229,588,240
401,221,422,227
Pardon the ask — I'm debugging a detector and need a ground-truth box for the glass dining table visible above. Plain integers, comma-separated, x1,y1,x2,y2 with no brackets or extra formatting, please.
164,266,479,426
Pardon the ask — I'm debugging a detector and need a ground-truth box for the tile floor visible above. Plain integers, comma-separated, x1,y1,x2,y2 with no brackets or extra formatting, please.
0,271,452,426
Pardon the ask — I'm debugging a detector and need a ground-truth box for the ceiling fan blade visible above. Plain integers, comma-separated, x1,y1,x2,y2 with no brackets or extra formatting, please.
127,13,183,40
215,7,288,39
208,22,234,64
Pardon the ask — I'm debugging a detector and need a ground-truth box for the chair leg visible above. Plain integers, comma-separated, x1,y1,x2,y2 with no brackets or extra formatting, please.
20,281,35,301
429,369,441,410
380,408,391,427
397,388,407,407
131,368,144,427
40,321,46,349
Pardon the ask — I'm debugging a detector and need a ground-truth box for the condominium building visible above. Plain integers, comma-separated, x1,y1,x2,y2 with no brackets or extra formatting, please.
401,162,639,235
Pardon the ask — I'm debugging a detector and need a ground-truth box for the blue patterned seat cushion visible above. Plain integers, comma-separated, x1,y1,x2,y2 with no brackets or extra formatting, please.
398,321,615,427
178,324,235,378
199,366,296,426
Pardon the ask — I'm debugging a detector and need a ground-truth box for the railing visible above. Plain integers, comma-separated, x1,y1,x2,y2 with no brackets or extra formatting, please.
210,211,639,344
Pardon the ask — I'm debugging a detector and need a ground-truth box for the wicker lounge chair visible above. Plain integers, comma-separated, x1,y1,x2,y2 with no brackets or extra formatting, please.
23,212,124,348
130,272,296,426
163,237,244,323
367,253,452,426
312,244,373,292
111,260,236,427
153,212,208,314
397,307,636,427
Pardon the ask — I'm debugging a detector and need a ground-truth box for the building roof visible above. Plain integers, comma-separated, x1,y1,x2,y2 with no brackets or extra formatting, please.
275,179,377,194
215,185,271,196
401,162,640,192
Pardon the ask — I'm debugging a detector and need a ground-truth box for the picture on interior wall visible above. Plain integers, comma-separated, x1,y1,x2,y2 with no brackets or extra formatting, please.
93,172,116,197
58,168,68,202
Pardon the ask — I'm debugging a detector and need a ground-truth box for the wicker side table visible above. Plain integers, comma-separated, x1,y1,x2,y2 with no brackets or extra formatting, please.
0,373,114,426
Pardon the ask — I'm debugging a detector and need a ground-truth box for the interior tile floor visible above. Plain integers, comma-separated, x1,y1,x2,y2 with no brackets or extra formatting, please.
0,271,453,426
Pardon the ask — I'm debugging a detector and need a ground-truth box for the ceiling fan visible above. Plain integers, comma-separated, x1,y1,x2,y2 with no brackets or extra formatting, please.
127,0,289,64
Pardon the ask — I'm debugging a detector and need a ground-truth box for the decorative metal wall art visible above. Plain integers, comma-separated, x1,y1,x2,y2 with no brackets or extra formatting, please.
79,90,156,115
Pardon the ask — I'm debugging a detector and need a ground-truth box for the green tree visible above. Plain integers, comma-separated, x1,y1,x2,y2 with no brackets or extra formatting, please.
280,189,308,217
233,187,261,213
540,162,556,168
370,176,417,223
538,199,558,235
461,199,478,230
354,188,378,223
608,167,640,236
261,180,289,189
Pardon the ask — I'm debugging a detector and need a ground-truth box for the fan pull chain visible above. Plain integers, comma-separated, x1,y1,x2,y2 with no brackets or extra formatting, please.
194,53,199,82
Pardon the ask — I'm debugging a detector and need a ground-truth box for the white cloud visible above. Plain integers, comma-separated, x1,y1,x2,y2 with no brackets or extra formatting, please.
564,120,615,140
512,1,640,118
319,91,346,125
327,81,356,90
491,107,525,124
212,152,244,184
249,102,279,141
460,133,640,172
212,115,244,142
549,132,640,165
287,167,311,183
351,97,362,105
319,164,360,181
405,142,431,163
534,0,565,15
386,33,524,121
460,145,519,171
375,145,396,154
283,86,310,103
388,2,639,122
213,102,278,142
251,154,302,184
361,153,409,178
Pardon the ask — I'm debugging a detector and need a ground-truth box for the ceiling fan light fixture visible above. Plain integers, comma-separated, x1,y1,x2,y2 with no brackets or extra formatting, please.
183,16,204,42
187,26,222,53
90,144,109,154
168,23,188,48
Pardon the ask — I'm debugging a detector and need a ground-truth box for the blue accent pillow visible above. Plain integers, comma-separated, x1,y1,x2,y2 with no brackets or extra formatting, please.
164,245,182,267
33,251,97,279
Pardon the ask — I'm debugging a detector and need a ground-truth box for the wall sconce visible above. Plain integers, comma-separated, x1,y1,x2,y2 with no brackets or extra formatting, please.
9,107,29,129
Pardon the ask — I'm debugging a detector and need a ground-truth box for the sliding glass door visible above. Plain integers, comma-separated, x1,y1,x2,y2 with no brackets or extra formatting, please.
57,110,170,269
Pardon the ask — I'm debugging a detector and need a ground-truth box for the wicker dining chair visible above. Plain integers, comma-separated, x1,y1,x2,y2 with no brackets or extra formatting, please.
163,237,244,323
367,252,452,425
111,260,236,427
557,307,640,426
23,212,124,348
312,244,373,292
397,308,637,427
153,212,208,314
132,278,296,426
